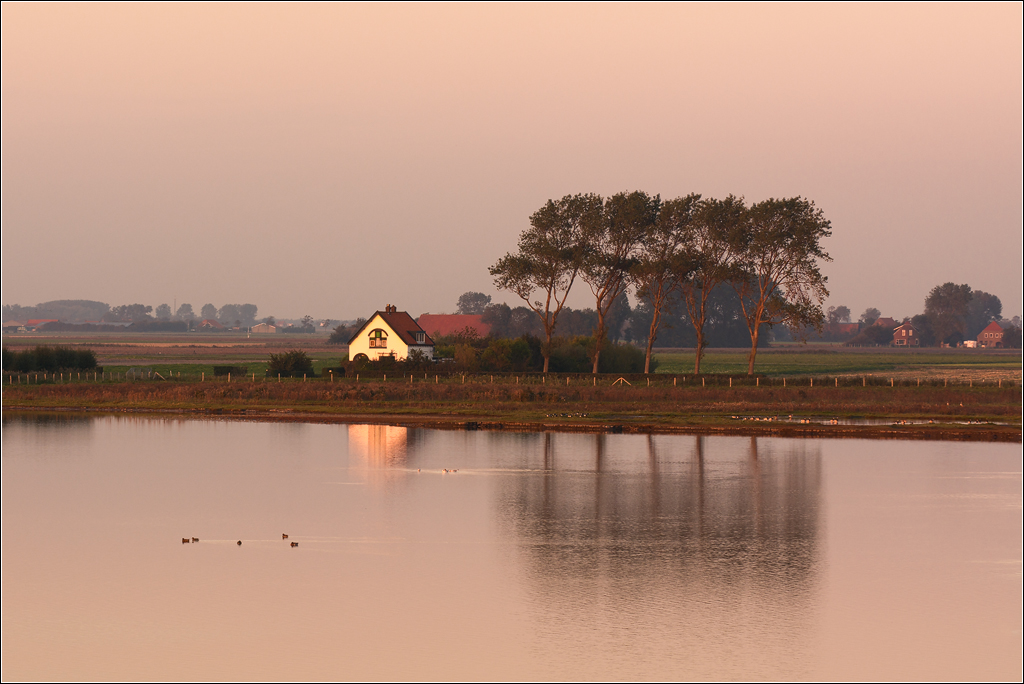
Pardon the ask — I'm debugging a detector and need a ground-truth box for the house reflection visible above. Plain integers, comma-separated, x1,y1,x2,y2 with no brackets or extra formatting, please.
347,424,413,468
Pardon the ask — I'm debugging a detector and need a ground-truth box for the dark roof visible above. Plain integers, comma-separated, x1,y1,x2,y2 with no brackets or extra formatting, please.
348,310,434,347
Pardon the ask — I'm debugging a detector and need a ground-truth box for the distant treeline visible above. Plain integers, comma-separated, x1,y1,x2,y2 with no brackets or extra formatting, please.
37,320,190,333
2,345,98,372
2,299,261,327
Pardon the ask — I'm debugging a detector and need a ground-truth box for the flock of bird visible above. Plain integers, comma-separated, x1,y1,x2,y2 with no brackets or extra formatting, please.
181,534,298,547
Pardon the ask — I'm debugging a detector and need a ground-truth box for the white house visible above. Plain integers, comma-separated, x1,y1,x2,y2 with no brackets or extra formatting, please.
348,305,434,362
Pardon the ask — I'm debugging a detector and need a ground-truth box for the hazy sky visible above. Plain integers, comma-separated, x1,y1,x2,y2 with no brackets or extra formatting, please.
2,4,1021,321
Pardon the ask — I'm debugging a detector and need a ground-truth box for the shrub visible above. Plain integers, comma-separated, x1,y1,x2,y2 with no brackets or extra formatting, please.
2,345,97,372
267,350,313,376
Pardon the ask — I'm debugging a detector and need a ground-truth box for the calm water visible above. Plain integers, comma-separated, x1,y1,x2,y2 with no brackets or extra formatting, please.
2,414,1020,680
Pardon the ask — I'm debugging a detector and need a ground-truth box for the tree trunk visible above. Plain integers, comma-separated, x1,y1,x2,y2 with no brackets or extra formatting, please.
747,325,760,375
542,328,553,373
591,311,606,374
694,329,705,375
645,305,661,374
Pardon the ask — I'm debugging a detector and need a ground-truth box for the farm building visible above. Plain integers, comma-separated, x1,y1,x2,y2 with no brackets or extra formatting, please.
348,305,434,363
251,323,277,333
891,322,919,346
977,321,1008,348
416,314,491,339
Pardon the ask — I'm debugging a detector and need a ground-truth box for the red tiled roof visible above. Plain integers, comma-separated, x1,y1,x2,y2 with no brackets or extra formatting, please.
979,321,1005,335
836,323,859,335
199,319,225,329
416,314,491,338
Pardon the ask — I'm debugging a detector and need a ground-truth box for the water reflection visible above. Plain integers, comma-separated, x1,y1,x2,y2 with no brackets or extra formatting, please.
3,414,1018,681
496,433,820,613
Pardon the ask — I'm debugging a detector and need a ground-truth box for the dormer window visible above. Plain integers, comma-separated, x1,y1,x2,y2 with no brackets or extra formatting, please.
369,329,388,348
415,332,425,344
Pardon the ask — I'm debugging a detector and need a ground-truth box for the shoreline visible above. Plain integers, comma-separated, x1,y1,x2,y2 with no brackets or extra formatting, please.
4,405,1019,443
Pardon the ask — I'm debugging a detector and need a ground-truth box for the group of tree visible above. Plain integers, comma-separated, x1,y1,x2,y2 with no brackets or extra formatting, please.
834,284,1019,348
489,192,831,375
2,345,98,372
3,300,111,323
1,299,263,329
473,288,757,350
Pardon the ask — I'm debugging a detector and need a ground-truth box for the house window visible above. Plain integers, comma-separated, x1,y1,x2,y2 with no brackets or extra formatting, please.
369,329,388,348
415,332,424,344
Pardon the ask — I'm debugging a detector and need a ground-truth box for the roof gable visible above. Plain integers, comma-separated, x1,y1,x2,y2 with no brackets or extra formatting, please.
348,309,434,346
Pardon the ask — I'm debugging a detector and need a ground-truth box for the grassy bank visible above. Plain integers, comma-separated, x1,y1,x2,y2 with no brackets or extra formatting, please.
3,375,1019,442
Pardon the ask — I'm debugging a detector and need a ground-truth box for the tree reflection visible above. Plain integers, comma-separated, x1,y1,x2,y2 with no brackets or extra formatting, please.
495,433,822,601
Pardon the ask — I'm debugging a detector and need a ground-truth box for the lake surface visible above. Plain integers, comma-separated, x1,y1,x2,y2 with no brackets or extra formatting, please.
2,414,1020,680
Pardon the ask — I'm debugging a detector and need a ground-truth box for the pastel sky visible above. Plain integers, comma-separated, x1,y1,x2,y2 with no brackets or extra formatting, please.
2,4,1021,321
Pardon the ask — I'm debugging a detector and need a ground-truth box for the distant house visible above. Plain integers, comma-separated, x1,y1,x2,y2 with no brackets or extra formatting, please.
416,314,491,339
977,321,1008,348
892,321,919,347
251,323,277,334
198,319,225,331
348,305,434,363
873,317,898,329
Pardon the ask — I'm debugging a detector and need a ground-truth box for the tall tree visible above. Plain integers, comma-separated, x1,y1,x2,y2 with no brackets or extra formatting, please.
218,304,241,326
826,305,851,324
924,282,973,345
631,194,700,373
154,304,172,320
580,191,657,373
457,292,492,315
859,308,881,325
679,195,747,374
238,304,259,327
490,194,598,372
201,303,218,320
731,197,832,375
965,290,1001,338
175,303,195,321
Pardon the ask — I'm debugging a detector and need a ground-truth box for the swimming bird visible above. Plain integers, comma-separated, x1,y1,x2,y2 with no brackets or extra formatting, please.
192,537,199,542
282,534,289,539
291,542,299,547
237,540,242,546
182,538,190,544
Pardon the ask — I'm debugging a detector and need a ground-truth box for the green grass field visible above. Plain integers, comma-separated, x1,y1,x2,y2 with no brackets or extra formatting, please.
4,331,1021,382
653,348,1022,379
